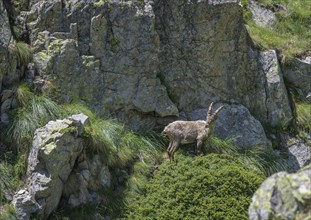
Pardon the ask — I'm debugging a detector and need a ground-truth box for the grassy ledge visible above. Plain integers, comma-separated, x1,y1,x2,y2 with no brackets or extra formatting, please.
244,0,311,61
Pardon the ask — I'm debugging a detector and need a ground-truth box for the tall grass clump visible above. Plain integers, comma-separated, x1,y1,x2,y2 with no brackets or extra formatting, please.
63,102,163,168
245,0,311,60
7,86,62,150
9,41,33,66
204,136,291,176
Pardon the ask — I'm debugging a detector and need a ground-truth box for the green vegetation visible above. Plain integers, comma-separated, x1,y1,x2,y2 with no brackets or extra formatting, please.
61,103,165,217
245,0,311,60
122,154,264,220
206,136,292,176
9,41,33,66
0,204,16,220
7,85,62,151
0,153,27,204
296,102,311,132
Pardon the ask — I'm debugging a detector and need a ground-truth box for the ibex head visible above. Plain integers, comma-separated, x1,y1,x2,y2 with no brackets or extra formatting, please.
205,102,224,128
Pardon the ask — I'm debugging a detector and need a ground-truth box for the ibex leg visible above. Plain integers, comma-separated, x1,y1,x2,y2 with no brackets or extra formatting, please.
196,140,203,155
169,141,180,161
167,142,173,159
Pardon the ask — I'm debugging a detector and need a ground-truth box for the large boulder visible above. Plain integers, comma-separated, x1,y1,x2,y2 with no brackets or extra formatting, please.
249,164,311,220
189,103,271,148
13,114,88,219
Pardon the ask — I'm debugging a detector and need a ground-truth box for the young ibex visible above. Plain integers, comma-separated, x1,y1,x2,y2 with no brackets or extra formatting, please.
162,102,224,161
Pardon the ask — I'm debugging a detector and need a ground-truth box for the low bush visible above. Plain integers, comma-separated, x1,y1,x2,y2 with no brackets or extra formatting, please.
122,154,264,220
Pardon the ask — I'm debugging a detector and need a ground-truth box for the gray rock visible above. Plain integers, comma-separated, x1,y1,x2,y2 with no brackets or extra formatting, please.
13,190,39,220
249,0,277,27
1,89,13,102
63,154,111,208
1,98,12,113
1,112,10,125
283,57,311,103
283,134,311,170
13,114,89,219
189,103,271,148
258,50,293,127
69,113,90,135
249,164,311,220
0,1,13,92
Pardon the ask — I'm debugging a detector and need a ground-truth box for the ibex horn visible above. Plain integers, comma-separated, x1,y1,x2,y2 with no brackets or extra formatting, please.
213,105,224,116
207,102,214,120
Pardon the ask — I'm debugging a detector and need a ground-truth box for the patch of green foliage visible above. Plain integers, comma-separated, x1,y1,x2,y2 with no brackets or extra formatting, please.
245,0,311,60
0,153,27,204
9,41,33,66
296,102,311,132
7,85,62,151
122,154,264,220
0,204,16,220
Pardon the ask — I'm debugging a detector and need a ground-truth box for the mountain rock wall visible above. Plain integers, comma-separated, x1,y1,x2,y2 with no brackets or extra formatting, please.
1,0,293,131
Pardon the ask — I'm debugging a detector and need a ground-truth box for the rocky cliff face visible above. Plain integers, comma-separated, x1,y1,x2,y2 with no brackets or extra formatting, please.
2,0,293,130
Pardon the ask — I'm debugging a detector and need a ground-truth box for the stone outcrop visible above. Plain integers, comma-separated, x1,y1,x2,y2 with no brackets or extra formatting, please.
283,133,311,170
258,50,293,127
249,164,311,220
12,113,105,219
283,57,311,103
189,103,271,148
249,0,276,27
11,0,293,130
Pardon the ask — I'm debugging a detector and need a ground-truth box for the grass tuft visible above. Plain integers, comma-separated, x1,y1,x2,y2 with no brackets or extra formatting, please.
205,136,292,176
296,102,311,132
9,41,33,66
7,88,62,150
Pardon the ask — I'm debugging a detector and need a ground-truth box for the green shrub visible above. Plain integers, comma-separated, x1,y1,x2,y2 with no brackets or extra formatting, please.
122,154,264,220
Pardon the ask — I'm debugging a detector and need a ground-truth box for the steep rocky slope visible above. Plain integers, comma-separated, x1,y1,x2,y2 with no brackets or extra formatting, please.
1,0,294,130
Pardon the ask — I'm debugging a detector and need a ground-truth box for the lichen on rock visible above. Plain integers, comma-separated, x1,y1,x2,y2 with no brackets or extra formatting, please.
249,164,311,220
13,114,89,219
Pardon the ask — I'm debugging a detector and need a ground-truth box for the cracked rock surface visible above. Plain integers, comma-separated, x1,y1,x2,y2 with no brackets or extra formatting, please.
11,0,293,129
